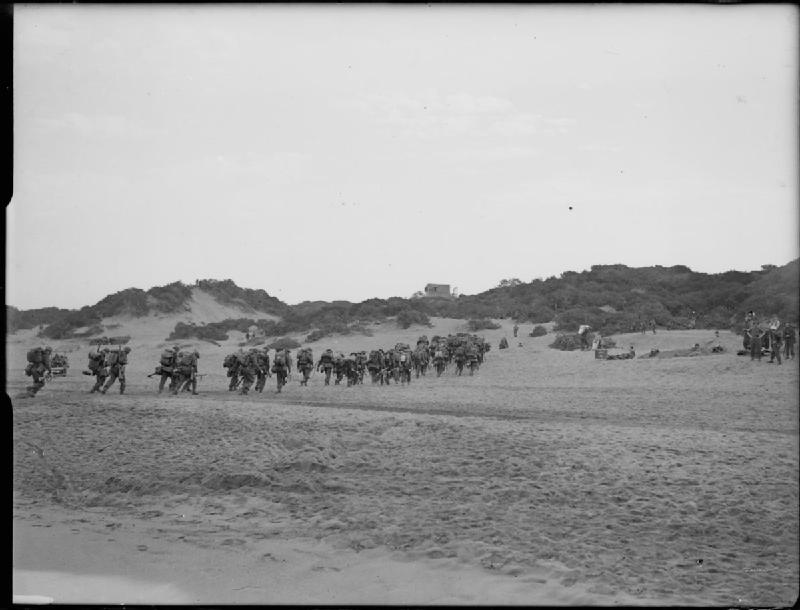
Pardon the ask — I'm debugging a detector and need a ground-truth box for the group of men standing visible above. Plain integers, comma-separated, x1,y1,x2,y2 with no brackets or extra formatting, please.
743,314,796,364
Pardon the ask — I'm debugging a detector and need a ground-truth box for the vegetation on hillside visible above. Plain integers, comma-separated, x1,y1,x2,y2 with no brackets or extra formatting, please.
194,279,288,317
10,260,798,341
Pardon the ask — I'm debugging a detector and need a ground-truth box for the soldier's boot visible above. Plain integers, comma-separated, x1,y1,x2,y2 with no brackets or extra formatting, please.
119,382,125,395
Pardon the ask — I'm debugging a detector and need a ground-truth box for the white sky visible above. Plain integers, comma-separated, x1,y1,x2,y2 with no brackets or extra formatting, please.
8,4,799,310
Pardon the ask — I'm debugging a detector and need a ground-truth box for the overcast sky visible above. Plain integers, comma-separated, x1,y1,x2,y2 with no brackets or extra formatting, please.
8,4,798,310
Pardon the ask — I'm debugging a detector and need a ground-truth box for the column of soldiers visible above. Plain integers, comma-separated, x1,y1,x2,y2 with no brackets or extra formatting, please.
222,346,294,394
22,332,491,398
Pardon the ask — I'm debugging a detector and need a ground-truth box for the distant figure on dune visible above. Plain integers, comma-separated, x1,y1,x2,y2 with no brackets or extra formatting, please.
513,324,519,338
578,325,591,350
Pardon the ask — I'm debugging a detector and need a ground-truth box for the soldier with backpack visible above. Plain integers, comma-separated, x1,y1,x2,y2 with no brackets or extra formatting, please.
237,350,258,395
356,351,368,384
296,348,314,386
453,345,467,376
24,346,52,397
333,352,345,385
101,346,131,394
272,348,292,393
223,352,241,391
254,348,271,393
87,347,109,393
366,349,383,384
157,345,180,394
174,350,200,395
316,349,335,385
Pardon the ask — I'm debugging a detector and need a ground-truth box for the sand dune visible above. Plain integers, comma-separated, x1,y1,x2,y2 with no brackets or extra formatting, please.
10,321,799,605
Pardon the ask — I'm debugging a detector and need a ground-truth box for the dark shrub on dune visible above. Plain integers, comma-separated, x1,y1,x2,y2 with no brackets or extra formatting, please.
396,310,432,329
467,319,501,331
268,337,302,350
530,325,547,337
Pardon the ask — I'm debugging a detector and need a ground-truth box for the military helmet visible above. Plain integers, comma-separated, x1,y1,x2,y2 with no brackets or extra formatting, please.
124,346,131,352
44,346,52,352
193,350,200,357
173,345,180,351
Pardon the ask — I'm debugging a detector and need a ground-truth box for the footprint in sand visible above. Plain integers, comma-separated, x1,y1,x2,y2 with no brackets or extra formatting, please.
221,538,246,546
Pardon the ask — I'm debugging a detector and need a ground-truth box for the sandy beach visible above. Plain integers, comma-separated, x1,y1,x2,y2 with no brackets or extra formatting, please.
10,320,799,606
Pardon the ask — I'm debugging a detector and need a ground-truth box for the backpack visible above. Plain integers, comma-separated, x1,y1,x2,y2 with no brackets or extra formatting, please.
27,348,43,364
274,353,286,367
88,352,104,372
105,350,119,366
160,349,175,367
180,353,194,367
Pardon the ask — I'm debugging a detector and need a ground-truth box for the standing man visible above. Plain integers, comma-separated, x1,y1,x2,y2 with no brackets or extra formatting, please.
768,328,783,365
747,326,763,361
513,323,519,338
783,323,796,360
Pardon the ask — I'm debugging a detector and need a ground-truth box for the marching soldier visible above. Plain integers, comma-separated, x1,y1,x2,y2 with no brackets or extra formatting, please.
237,350,257,395
174,350,200,395
157,345,180,393
88,347,109,393
272,348,292,393
316,349,335,385
102,346,131,394
254,348,271,393
24,346,52,397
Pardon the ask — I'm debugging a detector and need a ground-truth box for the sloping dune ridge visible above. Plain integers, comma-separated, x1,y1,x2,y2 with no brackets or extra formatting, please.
10,319,799,606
